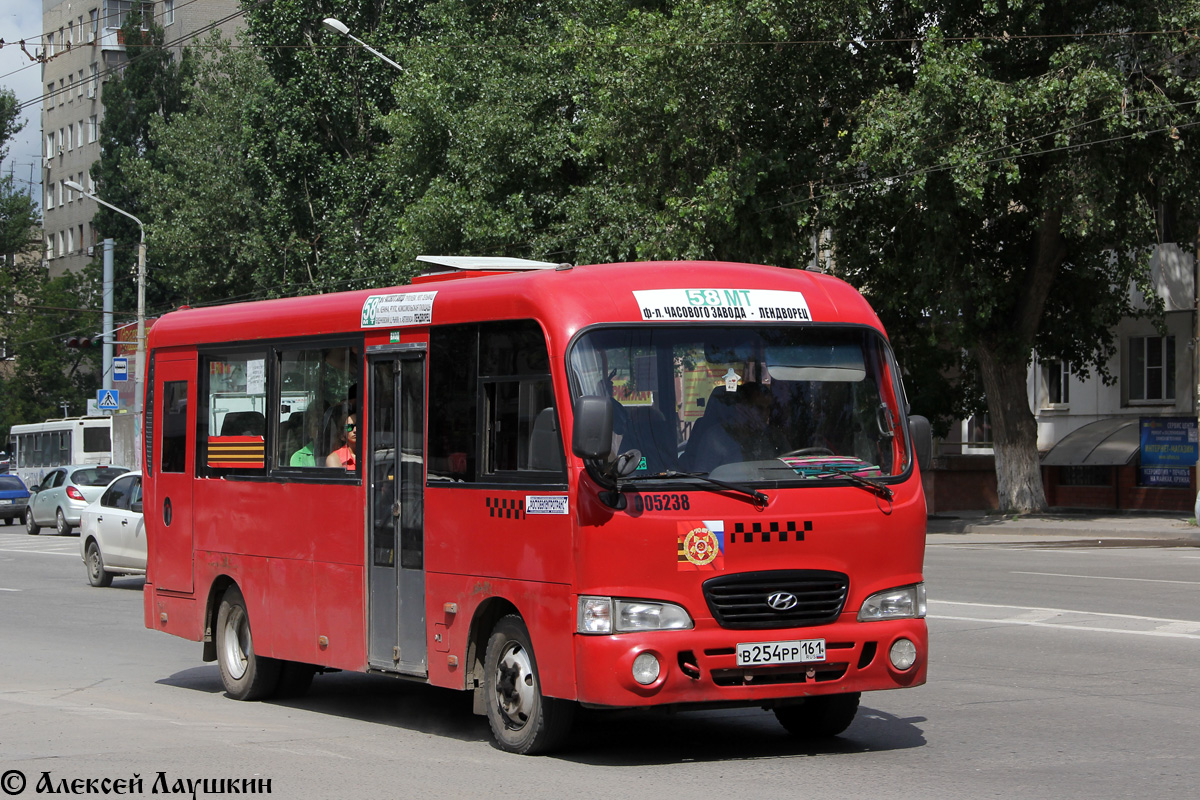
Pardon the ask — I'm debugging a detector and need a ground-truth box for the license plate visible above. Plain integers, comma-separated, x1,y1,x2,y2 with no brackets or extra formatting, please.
736,639,826,667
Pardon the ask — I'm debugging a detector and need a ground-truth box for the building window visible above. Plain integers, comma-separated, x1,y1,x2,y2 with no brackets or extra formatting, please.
164,0,175,25
79,225,86,253
90,9,99,39
1058,465,1111,486
103,1,154,30
58,232,66,257
47,32,54,57
1043,360,1070,406
1129,335,1176,402
59,79,65,106
46,235,54,258
966,412,992,446
67,228,75,254
89,116,98,143
45,132,55,159
45,184,55,210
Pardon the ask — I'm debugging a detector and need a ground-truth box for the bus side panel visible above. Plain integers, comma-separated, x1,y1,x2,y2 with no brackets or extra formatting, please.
144,584,203,642
312,561,367,671
267,557,316,661
424,572,576,701
423,487,573,585
192,480,362,566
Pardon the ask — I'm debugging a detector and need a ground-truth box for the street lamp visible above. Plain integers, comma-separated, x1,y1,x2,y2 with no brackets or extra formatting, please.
64,179,146,415
322,17,404,73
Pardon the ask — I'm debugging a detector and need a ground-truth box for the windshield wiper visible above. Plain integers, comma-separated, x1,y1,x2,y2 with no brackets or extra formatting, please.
636,470,769,508
811,465,894,501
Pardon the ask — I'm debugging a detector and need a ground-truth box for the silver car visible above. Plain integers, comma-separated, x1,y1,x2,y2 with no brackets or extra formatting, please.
79,472,145,587
25,464,130,536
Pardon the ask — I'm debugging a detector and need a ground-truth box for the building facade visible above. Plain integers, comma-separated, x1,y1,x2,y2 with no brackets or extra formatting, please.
930,244,1198,512
40,0,242,277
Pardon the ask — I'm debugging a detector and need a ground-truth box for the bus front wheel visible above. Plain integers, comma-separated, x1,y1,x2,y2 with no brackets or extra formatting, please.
483,615,574,755
216,585,281,700
774,692,861,738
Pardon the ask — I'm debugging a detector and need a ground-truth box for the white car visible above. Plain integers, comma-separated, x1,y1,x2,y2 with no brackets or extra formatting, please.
79,472,145,587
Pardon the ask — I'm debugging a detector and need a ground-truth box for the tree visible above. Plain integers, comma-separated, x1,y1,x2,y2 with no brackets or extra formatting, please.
2,88,96,433
90,11,192,315
125,34,275,306
821,2,1200,511
379,0,906,267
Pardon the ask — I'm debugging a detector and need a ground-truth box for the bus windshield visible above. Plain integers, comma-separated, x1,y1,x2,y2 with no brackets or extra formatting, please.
568,325,912,484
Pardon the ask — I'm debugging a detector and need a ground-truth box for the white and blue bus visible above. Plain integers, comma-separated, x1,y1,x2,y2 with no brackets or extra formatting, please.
7,417,115,488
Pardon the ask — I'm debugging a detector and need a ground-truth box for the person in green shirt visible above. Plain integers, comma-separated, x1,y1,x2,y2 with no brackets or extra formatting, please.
289,408,322,467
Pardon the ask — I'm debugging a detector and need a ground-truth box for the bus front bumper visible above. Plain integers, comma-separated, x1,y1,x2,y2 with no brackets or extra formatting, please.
572,618,927,709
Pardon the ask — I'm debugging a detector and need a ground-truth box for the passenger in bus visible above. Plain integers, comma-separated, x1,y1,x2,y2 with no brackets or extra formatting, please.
289,408,324,467
326,411,358,470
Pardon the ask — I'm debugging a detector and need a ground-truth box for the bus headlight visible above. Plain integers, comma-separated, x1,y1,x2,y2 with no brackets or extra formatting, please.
858,583,927,621
577,597,694,634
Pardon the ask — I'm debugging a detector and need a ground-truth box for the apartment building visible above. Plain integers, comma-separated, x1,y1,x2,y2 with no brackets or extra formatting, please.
40,0,242,277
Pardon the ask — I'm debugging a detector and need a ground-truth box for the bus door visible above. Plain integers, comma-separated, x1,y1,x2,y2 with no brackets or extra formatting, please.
367,352,427,675
149,354,195,594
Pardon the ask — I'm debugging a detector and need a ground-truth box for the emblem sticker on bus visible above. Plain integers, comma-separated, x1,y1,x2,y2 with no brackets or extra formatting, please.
361,291,438,328
526,495,569,515
632,289,812,322
677,521,725,571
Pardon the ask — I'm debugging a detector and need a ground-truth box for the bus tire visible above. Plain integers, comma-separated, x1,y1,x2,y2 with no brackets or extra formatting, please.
483,615,574,755
774,692,861,738
25,511,39,535
273,661,317,699
215,585,281,701
85,540,113,588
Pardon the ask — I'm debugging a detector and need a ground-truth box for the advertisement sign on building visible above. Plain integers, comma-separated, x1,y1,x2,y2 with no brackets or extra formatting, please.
1139,417,1198,488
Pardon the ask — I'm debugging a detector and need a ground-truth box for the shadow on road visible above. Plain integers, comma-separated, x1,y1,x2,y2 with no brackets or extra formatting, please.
158,667,926,761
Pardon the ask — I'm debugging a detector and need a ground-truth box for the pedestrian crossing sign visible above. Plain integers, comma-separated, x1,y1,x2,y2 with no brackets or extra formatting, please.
97,389,120,410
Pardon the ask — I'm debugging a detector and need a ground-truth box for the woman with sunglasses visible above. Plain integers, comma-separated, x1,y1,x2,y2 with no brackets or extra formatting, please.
326,410,358,470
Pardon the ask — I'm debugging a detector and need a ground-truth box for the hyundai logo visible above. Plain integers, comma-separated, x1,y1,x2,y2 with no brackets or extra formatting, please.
766,591,799,611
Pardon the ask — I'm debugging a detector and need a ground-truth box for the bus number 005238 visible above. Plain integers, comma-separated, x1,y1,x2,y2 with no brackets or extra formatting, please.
632,494,690,512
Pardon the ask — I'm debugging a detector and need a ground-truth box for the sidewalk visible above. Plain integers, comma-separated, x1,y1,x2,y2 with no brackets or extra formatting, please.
926,509,1200,544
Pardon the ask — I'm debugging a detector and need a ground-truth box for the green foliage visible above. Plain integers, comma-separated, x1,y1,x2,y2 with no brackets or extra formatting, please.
90,11,193,314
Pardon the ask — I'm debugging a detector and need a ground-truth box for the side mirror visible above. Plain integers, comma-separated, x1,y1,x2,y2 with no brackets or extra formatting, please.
28,486,39,494
131,501,143,514
572,396,614,461
908,415,932,470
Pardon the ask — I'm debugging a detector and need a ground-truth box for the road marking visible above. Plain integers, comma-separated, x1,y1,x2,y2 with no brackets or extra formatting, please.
0,540,80,556
1012,570,1200,586
0,587,19,592
930,600,1200,640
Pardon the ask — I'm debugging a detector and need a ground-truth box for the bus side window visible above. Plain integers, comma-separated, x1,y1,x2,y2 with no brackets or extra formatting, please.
161,381,188,473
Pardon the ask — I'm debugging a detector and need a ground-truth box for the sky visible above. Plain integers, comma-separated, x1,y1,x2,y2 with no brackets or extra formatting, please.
1,0,47,204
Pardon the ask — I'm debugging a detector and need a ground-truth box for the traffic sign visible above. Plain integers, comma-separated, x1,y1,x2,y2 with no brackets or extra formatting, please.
112,357,129,382
97,390,120,410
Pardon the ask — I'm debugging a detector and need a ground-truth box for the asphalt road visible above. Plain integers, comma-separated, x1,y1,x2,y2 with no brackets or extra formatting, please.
1,528,1197,799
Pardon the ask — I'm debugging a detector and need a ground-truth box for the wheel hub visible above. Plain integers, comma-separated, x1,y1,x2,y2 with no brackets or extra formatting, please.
221,607,251,680
494,642,535,729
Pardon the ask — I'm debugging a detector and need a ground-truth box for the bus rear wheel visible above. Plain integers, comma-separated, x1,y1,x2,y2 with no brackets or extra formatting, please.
483,615,574,755
216,585,281,700
774,692,861,738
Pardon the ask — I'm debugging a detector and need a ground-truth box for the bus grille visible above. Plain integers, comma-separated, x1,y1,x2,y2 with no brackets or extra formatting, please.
702,570,849,629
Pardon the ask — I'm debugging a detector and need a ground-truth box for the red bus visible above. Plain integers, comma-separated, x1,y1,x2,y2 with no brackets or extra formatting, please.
143,258,929,754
